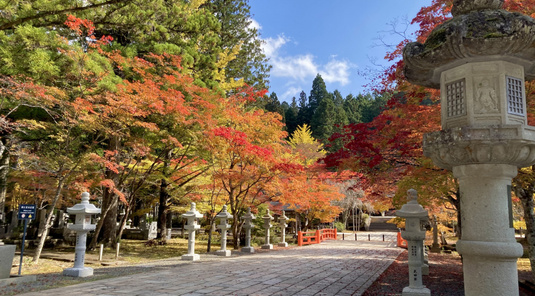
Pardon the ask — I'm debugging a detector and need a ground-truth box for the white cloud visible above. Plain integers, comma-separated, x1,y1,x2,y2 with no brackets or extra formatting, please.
248,18,262,31
281,86,303,101
271,54,318,81
262,35,289,58
320,58,352,86
254,19,353,101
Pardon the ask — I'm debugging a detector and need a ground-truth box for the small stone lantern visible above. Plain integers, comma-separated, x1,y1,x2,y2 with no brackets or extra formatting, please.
215,205,232,257
261,210,274,249
63,192,101,277
241,208,256,253
181,202,203,261
396,189,430,296
278,211,289,247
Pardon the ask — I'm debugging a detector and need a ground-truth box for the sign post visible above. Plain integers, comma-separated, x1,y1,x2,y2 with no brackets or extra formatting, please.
17,204,36,275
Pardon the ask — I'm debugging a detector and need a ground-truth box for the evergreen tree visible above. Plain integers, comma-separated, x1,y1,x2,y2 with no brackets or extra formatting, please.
297,90,310,127
332,90,344,107
205,0,271,90
360,92,391,123
0,0,224,89
285,97,299,136
265,92,284,118
331,98,349,153
308,74,329,115
310,95,336,145
343,94,362,124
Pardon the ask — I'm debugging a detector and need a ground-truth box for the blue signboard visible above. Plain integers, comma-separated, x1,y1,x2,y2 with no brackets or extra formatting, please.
18,204,36,220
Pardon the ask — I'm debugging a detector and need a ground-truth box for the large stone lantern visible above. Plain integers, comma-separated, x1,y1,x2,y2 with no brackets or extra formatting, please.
63,192,101,277
403,0,535,295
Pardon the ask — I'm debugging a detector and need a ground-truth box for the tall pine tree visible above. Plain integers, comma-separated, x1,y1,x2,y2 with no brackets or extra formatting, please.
310,96,336,146
308,74,330,116
205,0,271,91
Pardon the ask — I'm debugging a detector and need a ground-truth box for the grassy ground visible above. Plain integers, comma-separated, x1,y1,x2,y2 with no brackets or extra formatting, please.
11,238,210,275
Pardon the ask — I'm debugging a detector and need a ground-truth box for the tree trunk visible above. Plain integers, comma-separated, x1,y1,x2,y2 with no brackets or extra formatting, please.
101,187,118,246
157,177,169,241
89,185,118,249
116,205,131,242
0,137,11,221
207,219,215,252
231,208,240,249
89,193,112,250
33,178,65,263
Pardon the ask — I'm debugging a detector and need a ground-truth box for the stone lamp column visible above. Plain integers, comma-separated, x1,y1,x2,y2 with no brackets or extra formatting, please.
181,202,203,261
63,192,101,277
396,189,431,296
403,0,535,294
278,211,289,247
261,210,274,249
241,208,256,253
215,205,232,256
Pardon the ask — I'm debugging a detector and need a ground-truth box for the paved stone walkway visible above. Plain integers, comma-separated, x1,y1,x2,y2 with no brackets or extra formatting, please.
19,233,403,296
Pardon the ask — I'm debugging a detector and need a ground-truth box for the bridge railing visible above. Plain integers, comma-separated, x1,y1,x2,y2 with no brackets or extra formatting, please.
297,229,337,246
339,232,397,242
397,231,408,248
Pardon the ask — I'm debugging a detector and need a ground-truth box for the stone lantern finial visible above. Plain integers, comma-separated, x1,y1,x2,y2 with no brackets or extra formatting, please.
407,189,418,202
451,0,504,16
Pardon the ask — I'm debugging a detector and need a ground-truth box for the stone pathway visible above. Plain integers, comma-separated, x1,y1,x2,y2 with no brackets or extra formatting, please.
18,233,403,296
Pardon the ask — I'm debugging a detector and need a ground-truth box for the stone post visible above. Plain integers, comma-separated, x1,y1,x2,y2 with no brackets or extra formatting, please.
396,189,430,296
430,215,441,253
241,208,256,253
63,192,101,277
261,210,274,249
403,0,535,294
181,202,203,261
215,205,232,256
278,211,289,247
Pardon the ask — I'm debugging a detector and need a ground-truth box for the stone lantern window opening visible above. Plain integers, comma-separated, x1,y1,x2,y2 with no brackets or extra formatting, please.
446,79,467,118
506,76,525,116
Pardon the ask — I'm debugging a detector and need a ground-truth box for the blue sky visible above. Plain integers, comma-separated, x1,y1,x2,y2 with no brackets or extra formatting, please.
249,0,431,103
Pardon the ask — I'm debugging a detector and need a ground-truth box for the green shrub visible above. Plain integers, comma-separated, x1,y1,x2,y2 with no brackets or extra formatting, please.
334,222,345,232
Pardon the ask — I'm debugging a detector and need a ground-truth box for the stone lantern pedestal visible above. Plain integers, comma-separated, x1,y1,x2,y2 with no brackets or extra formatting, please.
215,205,232,257
278,211,289,247
261,210,274,249
241,208,256,253
403,1,535,294
63,192,101,278
397,189,430,296
181,203,203,261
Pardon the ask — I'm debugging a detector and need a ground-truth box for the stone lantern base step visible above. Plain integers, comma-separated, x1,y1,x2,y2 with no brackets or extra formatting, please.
0,245,16,279
215,250,231,256
422,264,429,276
402,286,431,296
181,254,200,261
63,267,94,277
241,247,255,253
261,244,273,250
278,242,288,247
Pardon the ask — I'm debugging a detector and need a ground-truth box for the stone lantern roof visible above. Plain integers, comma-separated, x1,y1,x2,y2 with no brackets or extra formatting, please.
67,192,101,215
403,0,535,88
396,189,428,219
182,202,203,219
